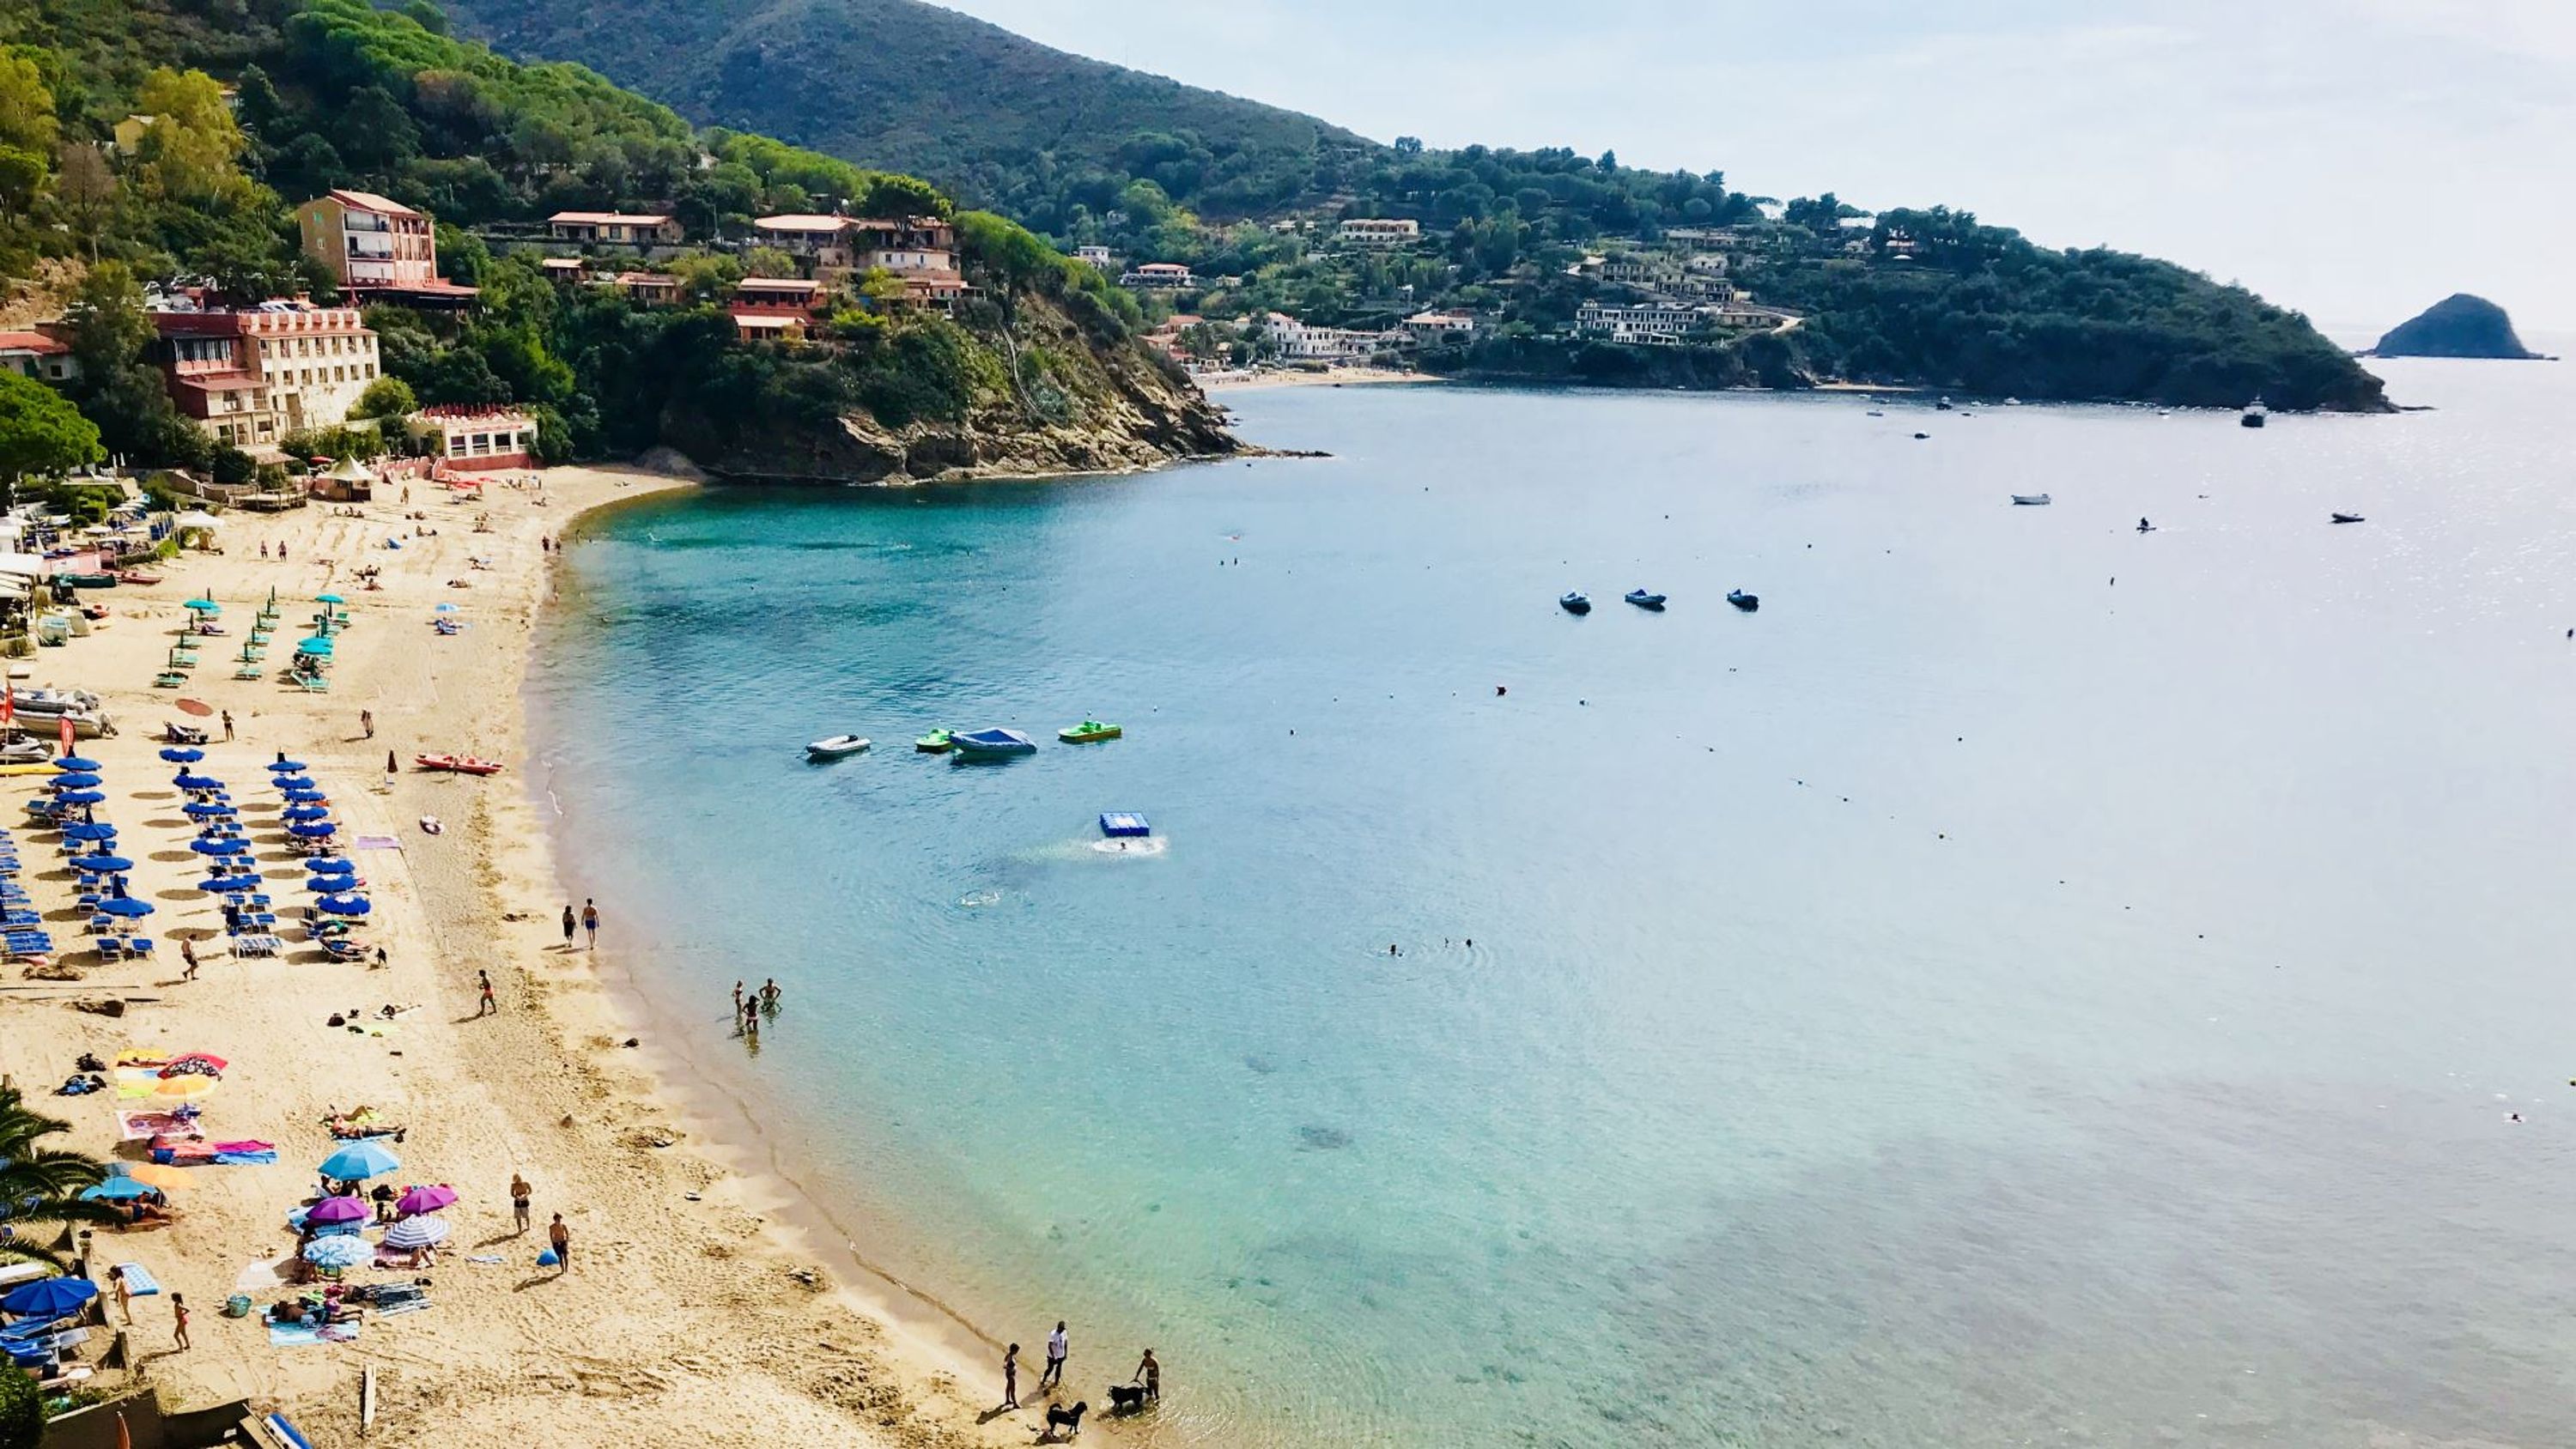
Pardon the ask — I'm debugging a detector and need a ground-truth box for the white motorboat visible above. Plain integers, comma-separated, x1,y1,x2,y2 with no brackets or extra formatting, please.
2010,494,2052,506
805,735,871,760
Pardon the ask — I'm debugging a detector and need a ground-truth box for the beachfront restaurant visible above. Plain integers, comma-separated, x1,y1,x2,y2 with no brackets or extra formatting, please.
406,405,538,472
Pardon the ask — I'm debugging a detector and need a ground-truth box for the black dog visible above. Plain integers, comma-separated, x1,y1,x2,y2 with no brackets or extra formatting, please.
1106,1383,1149,1415
1042,1401,1087,1440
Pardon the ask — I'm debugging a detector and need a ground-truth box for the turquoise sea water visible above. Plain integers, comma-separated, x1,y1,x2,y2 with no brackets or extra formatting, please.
532,362,2576,1448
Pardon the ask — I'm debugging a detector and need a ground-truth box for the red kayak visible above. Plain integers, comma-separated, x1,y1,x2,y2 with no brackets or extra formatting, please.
414,754,505,776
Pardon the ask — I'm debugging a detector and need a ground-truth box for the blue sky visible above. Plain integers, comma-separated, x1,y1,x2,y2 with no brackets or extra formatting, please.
939,0,2576,336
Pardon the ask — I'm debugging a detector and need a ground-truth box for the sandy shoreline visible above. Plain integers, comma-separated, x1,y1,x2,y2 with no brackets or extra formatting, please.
1198,366,1442,392
0,465,1162,1446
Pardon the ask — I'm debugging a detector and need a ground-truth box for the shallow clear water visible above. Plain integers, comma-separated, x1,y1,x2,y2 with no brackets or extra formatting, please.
532,362,2576,1448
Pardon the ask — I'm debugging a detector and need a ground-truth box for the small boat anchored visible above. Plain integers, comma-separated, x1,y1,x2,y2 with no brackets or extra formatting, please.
1727,590,1759,612
2330,512,2366,524
1623,589,1667,610
914,728,955,754
805,735,871,759
1559,591,1592,615
2010,494,2052,506
2240,398,2268,428
415,754,504,776
1058,720,1123,744
951,727,1038,758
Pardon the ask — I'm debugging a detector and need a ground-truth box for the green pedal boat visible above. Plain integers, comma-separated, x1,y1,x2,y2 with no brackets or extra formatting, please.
1058,720,1123,743
914,728,955,754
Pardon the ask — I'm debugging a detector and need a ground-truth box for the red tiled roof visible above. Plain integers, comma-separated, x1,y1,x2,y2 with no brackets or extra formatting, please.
326,188,419,218
0,330,68,355
175,373,265,392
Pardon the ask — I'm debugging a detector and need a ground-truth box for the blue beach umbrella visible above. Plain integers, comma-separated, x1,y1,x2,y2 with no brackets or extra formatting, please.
182,801,234,819
318,1138,400,1181
314,894,369,917
54,755,101,772
54,790,104,806
97,895,153,919
182,598,221,614
295,638,334,657
282,804,329,822
76,1178,154,1203
301,1234,372,1270
49,773,102,791
62,822,115,841
282,789,326,804
314,592,345,605
71,854,133,873
301,856,352,872
172,771,223,791
190,836,249,857
0,1276,100,1316
200,875,260,894
158,747,204,763
269,759,308,774
289,822,337,839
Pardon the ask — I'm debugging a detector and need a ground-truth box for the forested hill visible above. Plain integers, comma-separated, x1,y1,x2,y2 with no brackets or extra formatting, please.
440,0,2388,412
0,0,1231,480
440,0,1378,217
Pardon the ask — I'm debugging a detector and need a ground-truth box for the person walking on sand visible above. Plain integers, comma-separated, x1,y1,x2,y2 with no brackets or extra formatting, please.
179,937,198,982
1040,1320,1069,1392
477,968,496,1016
361,709,374,739
581,899,598,949
108,1265,131,1324
1133,1348,1159,1403
562,906,577,949
220,711,234,743
1002,1343,1020,1410
548,1213,570,1271
511,1173,532,1234
171,1294,191,1350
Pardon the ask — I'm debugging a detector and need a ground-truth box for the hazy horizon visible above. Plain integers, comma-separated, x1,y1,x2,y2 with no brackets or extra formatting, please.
934,0,2576,336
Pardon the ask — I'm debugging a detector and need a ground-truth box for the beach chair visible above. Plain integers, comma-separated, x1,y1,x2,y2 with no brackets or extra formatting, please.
234,664,264,681
295,676,329,694
154,672,187,688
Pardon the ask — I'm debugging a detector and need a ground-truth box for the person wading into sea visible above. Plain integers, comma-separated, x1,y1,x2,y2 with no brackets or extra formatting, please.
581,899,599,949
1133,1347,1160,1403
562,906,578,949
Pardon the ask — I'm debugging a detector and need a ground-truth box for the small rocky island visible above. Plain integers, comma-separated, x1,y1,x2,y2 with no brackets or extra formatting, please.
2366,294,2544,359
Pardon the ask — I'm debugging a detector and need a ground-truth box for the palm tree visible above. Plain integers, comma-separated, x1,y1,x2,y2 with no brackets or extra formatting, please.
0,1086,122,1269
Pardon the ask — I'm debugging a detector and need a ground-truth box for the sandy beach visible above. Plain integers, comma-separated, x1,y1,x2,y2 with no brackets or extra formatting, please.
1198,366,1441,392
0,467,1134,1446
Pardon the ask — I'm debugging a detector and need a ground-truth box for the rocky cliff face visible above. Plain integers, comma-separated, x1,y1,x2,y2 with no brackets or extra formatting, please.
690,294,1237,484
2367,294,2543,360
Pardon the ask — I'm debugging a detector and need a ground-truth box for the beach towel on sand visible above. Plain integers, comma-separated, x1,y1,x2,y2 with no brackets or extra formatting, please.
233,1258,295,1294
268,1319,358,1348
112,1264,159,1296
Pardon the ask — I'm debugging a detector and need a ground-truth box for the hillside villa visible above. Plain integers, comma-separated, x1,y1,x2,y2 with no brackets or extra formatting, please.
1258,312,1391,362
1121,262,1195,289
0,328,75,384
1401,309,1479,346
747,214,965,309
149,301,383,457
1575,298,1799,344
295,189,478,306
1335,218,1421,248
547,211,684,247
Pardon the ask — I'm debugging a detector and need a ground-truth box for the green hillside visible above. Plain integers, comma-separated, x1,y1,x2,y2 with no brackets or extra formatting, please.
440,0,2388,411
0,0,1229,480
440,0,1377,217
